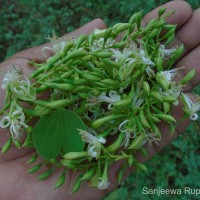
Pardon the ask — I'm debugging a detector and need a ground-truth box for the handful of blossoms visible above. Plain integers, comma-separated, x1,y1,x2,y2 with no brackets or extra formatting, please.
0,9,200,192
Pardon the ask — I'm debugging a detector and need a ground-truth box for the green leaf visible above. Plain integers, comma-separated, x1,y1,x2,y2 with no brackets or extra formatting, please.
33,109,85,160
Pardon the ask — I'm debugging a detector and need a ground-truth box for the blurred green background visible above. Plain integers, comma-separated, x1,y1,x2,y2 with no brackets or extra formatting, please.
1,0,200,199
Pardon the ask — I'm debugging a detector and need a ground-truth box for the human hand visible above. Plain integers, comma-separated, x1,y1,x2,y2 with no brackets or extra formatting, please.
0,1,199,199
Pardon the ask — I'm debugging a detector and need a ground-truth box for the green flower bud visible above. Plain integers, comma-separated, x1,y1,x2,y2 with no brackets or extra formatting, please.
114,23,132,34
27,154,38,164
158,8,166,17
148,118,161,138
60,159,77,169
81,167,96,181
139,110,151,129
143,81,150,95
13,139,21,149
113,88,134,108
150,115,161,123
34,98,74,109
92,114,126,129
154,113,176,123
79,93,89,99
100,79,117,87
41,82,75,91
163,102,171,113
157,77,169,91
72,174,83,193
150,91,163,102
155,56,163,72
89,51,112,58
23,106,51,116
162,96,177,103
63,151,88,160
129,11,143,25
38,168,55,180
161,28,176,40
75,35,87,49
153,19,166,28
165,34,175,46
75,68,100,82
46,52,63,71
88,32,94,47
2,137,13,153
22,132,32,147
128,133,145,150
149,28,161,39
163,24,176,30
179,69,195,85
167,44,184,68
62,49,87,64
107,132,124,152
63,42,74,55
135,162,147,172
93,29,107,38
28,163,43,173
54,172,66,189
29,65,47,79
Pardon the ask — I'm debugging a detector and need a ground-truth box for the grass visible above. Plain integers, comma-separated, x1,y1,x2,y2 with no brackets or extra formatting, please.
1,1,200,199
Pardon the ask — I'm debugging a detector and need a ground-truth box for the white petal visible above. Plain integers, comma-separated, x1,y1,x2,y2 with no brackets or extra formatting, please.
88,146,98,157
98,179,110,190
119,120,129,132
182,93,193,110
190,113,198,121
79,129,99,145
42,47,54,58
98,137,106,144
0,116,11,128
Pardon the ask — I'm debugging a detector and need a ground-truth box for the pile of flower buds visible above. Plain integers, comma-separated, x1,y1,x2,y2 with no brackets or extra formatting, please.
0,9,199,192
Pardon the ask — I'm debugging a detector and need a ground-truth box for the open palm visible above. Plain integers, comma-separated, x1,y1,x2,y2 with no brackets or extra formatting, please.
0,1,200,200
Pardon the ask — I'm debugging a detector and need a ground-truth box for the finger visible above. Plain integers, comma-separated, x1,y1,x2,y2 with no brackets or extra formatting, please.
143,1,192,29
175,45,200,92
169,9,200,56
8,18,107,64
143,1,193,61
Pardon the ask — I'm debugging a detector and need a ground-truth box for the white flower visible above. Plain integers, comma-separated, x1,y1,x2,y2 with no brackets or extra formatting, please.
182,93,200,121
42,33,76,57
111,42,136,64
160,83,182,106
159,45,177,59
48,33,67,53
119,120,135,148
91,37,115,51
146,66,155,77
139,49,155,65
78,129,106,158
14,77,35,100
0,103,28,139
1,68,21,90
1,68,35,101
158,68,183,84
133,96,144,109
145,132,160,145
98,90,121,110
87,91,121,110
168,84,182,98
98,177,110,190
111,49,130,62
160,69,176,83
